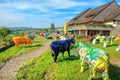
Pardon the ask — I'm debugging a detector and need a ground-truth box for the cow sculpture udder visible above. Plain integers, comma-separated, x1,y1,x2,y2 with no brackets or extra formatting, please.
50,38,75,62
13,36,32,47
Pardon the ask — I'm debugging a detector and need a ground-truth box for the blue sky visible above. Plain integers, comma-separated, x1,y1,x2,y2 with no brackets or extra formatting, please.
0,0,120,28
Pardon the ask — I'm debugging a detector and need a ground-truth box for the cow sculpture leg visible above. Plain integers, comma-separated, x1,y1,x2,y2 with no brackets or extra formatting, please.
67,49,70,57
62,52,64,57
54,52,59,62
89,66,96,80
102,64,109,80
79,48,88,72
51,50,59,62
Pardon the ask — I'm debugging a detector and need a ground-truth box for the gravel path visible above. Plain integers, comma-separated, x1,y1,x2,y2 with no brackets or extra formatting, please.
0,41,52,80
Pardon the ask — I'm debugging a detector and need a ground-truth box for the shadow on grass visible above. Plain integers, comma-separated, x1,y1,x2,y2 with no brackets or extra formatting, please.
64,55,80,60
58,55,80,62
33,41,41,43
24,44,42,48
107,44,118,47
109,63,120,80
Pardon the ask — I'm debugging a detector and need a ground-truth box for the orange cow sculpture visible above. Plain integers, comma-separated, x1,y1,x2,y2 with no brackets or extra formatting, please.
13,36,32,47
115,35,120,42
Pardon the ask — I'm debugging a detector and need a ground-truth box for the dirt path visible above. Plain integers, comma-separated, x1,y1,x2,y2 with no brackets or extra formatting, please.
110,58,120,67
0,40,52,80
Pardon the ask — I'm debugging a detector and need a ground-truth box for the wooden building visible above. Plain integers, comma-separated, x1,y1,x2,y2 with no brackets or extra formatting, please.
69,0,120,36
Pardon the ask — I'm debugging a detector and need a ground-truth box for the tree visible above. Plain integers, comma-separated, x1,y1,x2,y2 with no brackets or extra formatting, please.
50,23,55,33
0,28,11,37
43,28,48,32
0,28,11,42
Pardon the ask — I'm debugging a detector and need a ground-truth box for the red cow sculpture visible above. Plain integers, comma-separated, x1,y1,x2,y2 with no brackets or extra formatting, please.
13,36,32,47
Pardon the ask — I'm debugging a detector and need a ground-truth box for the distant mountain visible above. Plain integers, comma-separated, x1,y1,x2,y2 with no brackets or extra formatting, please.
0,26,63,31
8,27,34,31
0,26,42,31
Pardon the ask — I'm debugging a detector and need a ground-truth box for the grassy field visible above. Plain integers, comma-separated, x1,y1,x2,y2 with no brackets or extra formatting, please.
1,37,119,80
16,48,120,80
0,36,48,63
16,50,91,80
85,41,120,59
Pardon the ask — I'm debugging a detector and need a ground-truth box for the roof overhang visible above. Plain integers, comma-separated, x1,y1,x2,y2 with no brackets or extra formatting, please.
72,25,114,31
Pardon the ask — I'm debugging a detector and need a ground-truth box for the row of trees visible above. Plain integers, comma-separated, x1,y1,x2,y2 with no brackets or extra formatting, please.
0,23,56,39
0,23,56,47
0,23,56,38
0,22,56,35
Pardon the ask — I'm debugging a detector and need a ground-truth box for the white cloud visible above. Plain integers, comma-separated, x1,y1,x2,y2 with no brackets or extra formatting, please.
0,9,24,22
118,2,120,5
17,4,31,9
0,0,119,27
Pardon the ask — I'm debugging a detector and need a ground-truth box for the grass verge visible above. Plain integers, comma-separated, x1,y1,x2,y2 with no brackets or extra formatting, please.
0,36,49,63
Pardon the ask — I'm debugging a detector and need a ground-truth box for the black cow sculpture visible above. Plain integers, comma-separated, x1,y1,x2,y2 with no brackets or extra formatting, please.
50,38,75,62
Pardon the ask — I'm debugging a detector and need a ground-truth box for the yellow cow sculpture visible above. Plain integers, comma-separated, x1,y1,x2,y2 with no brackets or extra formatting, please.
13,36,32,47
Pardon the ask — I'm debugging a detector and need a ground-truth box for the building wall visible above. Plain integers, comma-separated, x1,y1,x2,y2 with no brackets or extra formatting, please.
105,21,113,25
105,21,117,27
71,24,112,36
111,21,120,36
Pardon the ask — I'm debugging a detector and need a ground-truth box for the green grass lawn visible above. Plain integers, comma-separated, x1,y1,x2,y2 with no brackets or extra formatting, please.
2,37,119,80
16,50,90,80
0,36,49,63
16,49,120,80
85,41,120,59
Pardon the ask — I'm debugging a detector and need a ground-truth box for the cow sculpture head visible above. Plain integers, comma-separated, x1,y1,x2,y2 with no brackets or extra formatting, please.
68,38,75,44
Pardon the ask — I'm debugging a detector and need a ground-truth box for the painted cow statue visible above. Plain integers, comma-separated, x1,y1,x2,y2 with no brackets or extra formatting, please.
50,38,75,62
115,35,120,42
75,43,109,80
13,36,32,47
28,35,36,40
